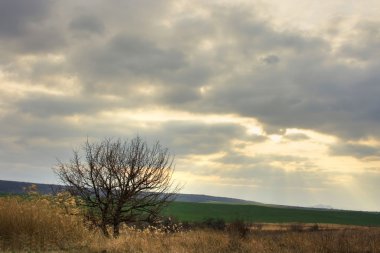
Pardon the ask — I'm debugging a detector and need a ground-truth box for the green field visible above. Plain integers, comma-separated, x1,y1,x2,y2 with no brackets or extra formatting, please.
3,191,379,227
163,202,380,226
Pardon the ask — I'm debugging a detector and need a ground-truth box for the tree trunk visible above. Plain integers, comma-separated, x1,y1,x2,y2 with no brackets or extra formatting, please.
113,210,121,238
100,222,110,238
100,210,110,237
113,222,120,238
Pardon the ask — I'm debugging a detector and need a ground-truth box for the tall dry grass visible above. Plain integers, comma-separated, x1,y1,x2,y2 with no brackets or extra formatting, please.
85,228,380,253
0,191,379,252
0,191,90,251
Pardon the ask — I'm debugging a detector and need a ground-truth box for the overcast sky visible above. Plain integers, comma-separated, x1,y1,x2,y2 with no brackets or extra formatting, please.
1,0,380,211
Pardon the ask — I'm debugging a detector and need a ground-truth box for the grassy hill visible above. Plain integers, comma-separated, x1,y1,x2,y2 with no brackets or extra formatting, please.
163,202,380,226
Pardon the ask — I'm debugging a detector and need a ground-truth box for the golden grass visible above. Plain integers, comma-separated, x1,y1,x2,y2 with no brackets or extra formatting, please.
84,228,380,253
0,193,90,251
0,193,379,252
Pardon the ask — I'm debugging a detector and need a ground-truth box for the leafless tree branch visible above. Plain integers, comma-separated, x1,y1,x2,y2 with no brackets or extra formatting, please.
53,136,180,237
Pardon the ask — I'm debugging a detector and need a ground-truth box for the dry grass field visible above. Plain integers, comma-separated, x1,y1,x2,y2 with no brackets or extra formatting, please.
1,193,379,252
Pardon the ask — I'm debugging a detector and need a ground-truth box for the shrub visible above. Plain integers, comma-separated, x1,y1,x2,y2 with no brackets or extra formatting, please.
288,223,303,232
227,220,250,239
203,218,226,230
181,221,192,230
309,223,319,232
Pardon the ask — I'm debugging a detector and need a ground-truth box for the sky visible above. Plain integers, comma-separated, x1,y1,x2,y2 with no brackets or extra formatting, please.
1,0,380,211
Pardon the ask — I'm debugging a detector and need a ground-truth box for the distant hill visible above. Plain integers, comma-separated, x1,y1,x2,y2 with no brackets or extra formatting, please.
0,180,337,209
0,180,60,194
0,179,257,204
310,204,334,209
174,193,261,204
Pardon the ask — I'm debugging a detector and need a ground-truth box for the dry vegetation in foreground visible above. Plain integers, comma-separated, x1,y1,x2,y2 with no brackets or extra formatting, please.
0,192,379,253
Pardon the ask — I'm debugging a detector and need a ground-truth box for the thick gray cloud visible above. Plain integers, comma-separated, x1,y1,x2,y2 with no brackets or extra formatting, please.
68,15,105,36
0,0,66,54
0,113,254,183
284,133,310,141
135,121,251,156
16,94,118,118
2,1,379,142
330,142,380,160
70,34,187,94
0,0,51,37
338,21,380,62
218,152,310,166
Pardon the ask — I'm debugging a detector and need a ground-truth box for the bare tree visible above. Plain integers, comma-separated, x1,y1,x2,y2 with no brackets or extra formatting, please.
54,136,179,237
